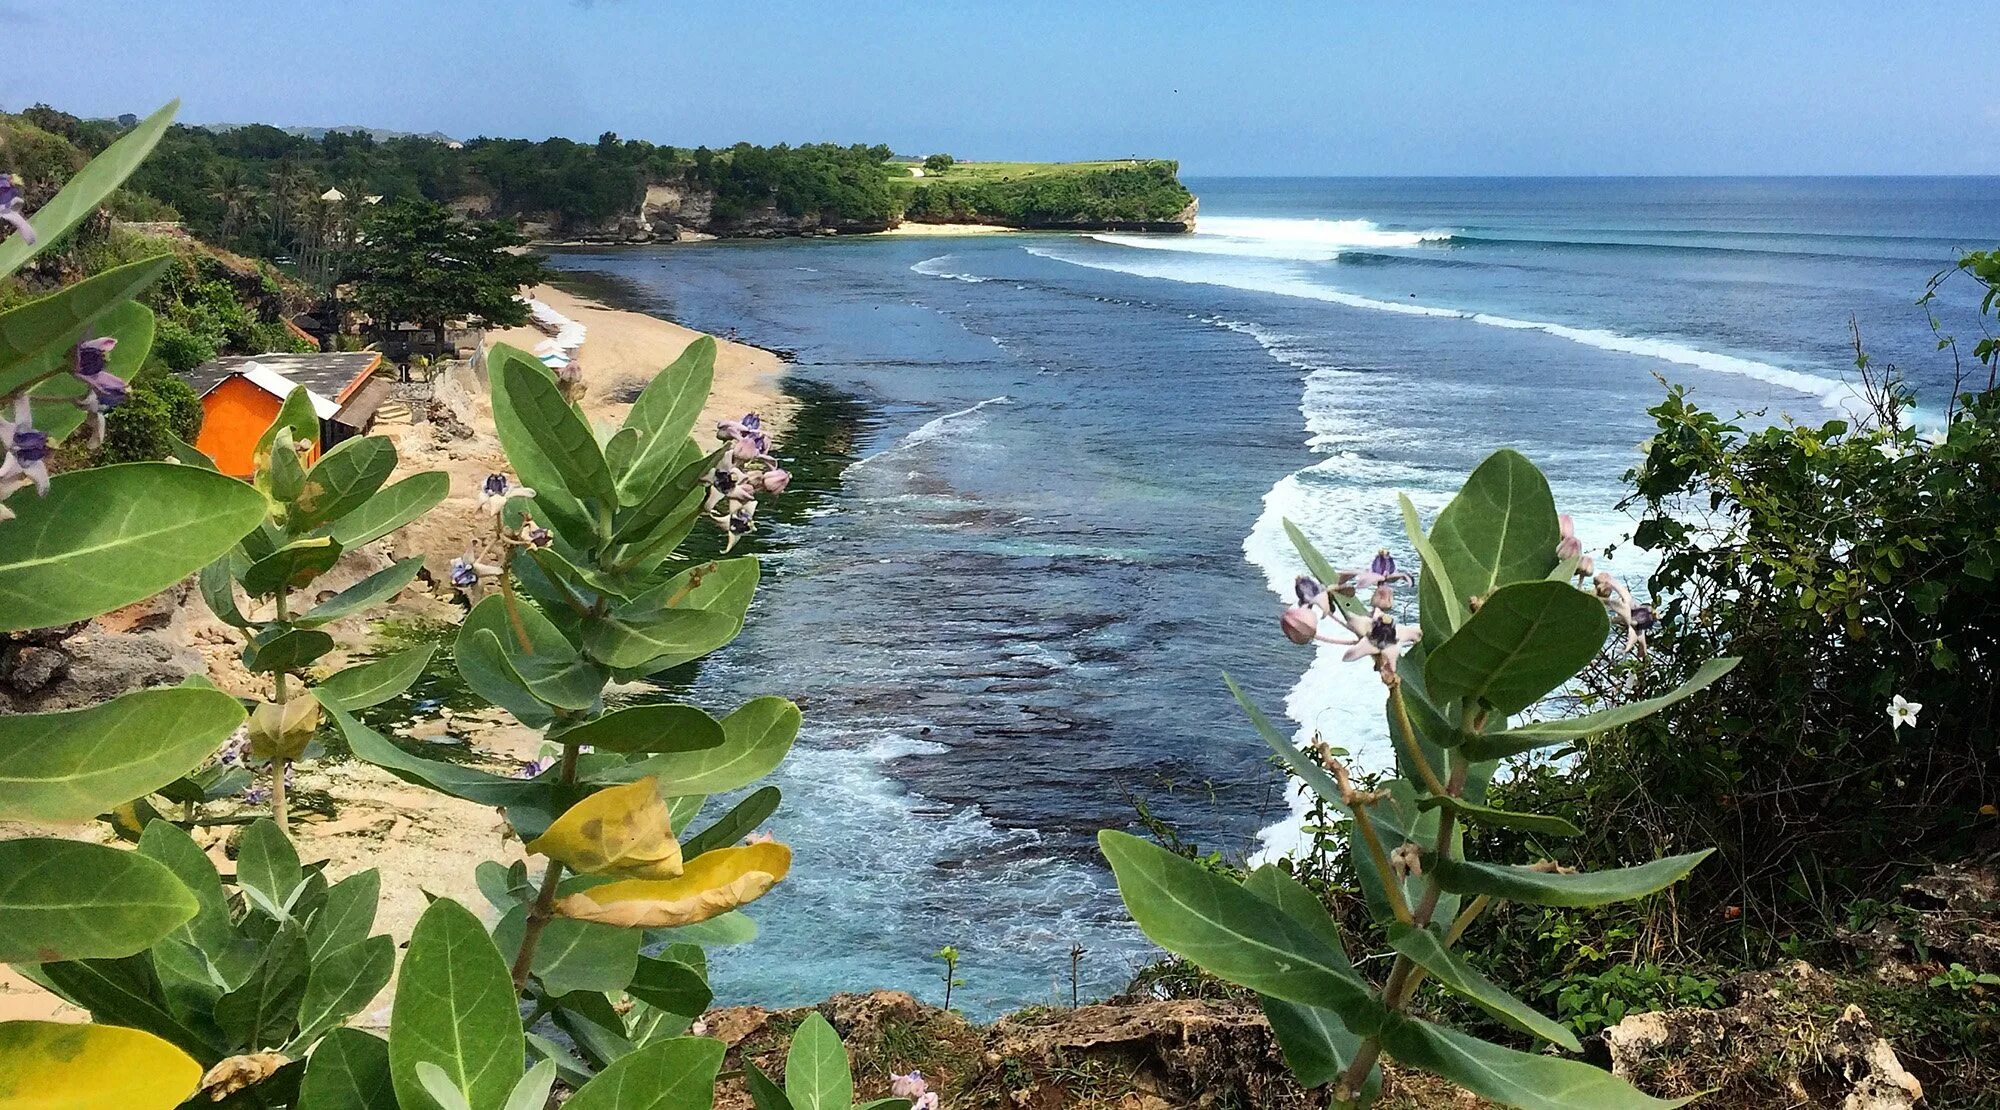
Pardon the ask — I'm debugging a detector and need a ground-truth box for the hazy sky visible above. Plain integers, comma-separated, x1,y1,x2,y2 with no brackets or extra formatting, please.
6,1,1997,175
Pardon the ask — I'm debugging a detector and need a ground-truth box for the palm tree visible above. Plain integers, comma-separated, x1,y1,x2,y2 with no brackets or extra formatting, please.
210,164,252,244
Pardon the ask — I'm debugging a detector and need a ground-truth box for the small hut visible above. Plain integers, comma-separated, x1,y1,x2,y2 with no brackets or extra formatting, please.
188,352,390,478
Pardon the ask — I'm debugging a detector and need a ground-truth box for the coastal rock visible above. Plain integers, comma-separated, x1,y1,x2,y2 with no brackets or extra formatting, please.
1,626,203,712
1601,962,1923,1108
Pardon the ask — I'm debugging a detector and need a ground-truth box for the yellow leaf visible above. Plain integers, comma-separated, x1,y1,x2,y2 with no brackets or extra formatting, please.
554,841,792,928
526,776,684,879
0,1020,202,1109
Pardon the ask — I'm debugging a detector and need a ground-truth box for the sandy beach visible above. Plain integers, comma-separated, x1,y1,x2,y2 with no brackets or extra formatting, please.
876,221,1019,236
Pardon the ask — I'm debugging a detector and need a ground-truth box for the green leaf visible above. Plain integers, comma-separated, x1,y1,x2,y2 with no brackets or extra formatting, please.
266,429,311,503
316,645,436,712
0,839,197,963
453,595,571,728
1098,830,1383,1029
554,702,727,755
289,935,395,1051
390,899,524,1110
291,436,399,534
564,1035,728,1110
0,462,268,632
253,390,322,496
0,686,246,821
1223,673,1345,813
1434,850,1713,908
214,921,310,1051
242,538,345,598
329,706,545,808
135,822,241,1015
493,347,618,505
598,697,799,796
243,625,337,674
0,100,177,279
237,819,304,917
300,1028,396,1110
625,954,713,1017
612,442,720,547
417,1062,478,1110
786,1012,854,1110
585,608,738,672
296,557,421,628
1463,657,1742,760
1424,580,1609,716
0,257,173,392
1423,448,1564,610
1381,1015,1691,1109
1420,794,1582,837
1402,493,1469,634
330,471,451,548
682,786,781,859
308,870,382,963
1386,922,1579,1049
645,910,757,948
471,626,604,712
618,336,717,500
503,1060,560,1110
1240,867,1375,1094
200,557,253,629
746,1062,796,1110
22,955,221,1061
493,906,640,997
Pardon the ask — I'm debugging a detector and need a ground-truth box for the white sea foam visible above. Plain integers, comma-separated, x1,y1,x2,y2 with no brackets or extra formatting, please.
846,396,1013,475
1028,245,1861,412
1096,217,1453,263
911,254,990,282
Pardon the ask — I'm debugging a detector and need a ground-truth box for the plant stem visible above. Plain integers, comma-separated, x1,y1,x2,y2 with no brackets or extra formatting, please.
1387,681,1451,798
511,741,579,992
499,548,534,653
271,591,292,836
1350,802,1413,924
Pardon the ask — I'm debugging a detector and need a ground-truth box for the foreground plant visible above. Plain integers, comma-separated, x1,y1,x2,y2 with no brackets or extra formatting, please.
1102,450,1739,1109
0,101,285,1107
190,382,448,833
339,336,800,1084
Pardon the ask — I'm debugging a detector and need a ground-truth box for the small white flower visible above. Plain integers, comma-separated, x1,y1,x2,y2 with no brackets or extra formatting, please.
1875,441,1909,462
1886,694,1921,730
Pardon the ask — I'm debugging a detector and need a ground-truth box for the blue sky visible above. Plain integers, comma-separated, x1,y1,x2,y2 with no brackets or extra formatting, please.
5,1,1996,175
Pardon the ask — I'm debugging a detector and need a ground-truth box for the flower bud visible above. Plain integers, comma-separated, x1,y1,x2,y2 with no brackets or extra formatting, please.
759,468,792,494
248,693,322,763
1574,554,1595,579
1280,605,1320,645
1369,584,1394,612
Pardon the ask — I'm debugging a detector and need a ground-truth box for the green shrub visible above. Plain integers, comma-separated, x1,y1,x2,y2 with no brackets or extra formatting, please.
98,368,202,462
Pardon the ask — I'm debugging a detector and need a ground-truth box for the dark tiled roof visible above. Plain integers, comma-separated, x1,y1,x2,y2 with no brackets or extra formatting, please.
188,352,383,402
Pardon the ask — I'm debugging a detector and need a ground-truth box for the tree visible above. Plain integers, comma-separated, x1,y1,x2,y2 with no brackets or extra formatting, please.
923,152,955,174
348,198,547,343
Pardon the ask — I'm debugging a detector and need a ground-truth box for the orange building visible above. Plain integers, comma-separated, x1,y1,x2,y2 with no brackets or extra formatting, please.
190,353,391,478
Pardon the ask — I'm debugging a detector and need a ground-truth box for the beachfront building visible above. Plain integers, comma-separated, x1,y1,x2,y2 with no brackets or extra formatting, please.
188,352,391,478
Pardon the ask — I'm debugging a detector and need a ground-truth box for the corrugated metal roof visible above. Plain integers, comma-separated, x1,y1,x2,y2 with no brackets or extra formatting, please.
189,352,382,403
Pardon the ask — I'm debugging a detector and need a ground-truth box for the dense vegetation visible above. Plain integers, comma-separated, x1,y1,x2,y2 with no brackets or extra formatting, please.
899,159,1194,226
10,102,1190,250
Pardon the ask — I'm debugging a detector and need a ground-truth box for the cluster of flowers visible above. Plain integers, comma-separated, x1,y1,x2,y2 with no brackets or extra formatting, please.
212,729,294,805
891,1070,942,1110
708,412,790,551
0,179,130,521
449,473,550,590
1281,549,1421,682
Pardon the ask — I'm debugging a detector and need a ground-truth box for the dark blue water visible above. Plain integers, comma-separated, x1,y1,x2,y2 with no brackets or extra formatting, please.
547,177,2000,1018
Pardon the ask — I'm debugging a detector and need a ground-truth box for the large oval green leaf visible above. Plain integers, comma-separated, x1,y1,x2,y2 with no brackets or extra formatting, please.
389,898,524,1110
298,1028,395,1110
0,462,268,631
597,697,799,796
1416,449,1562,647
0,100,178,280
1386,923,1579,1050
316,645,436,712
0,686,246,821
564,1035,728,1110
1423,580,1609,717
291,436,399,534
24,299,156,443
616,337,717,500
0,259,174,397
1463,657,1741,760
585,609,738,673
1098,830,1383,1029
330,471,450,548
1381,1015,1691,1109
0,838,197,963
296,559,424,628
492,346,617,506
786,1012,853,1110
554,702,726,755
1433,849,1713,908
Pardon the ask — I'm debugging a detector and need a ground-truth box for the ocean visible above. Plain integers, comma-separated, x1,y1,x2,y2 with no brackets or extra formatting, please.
544,176,2000,1018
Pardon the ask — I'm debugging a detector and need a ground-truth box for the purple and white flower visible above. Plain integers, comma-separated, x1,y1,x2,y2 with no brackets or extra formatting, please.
71,336,126,445
0,395,52,518
477,472,535,516
0,174,33,245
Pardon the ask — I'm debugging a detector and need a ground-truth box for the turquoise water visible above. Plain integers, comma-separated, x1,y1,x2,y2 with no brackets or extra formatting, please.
546,177,2000,1017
